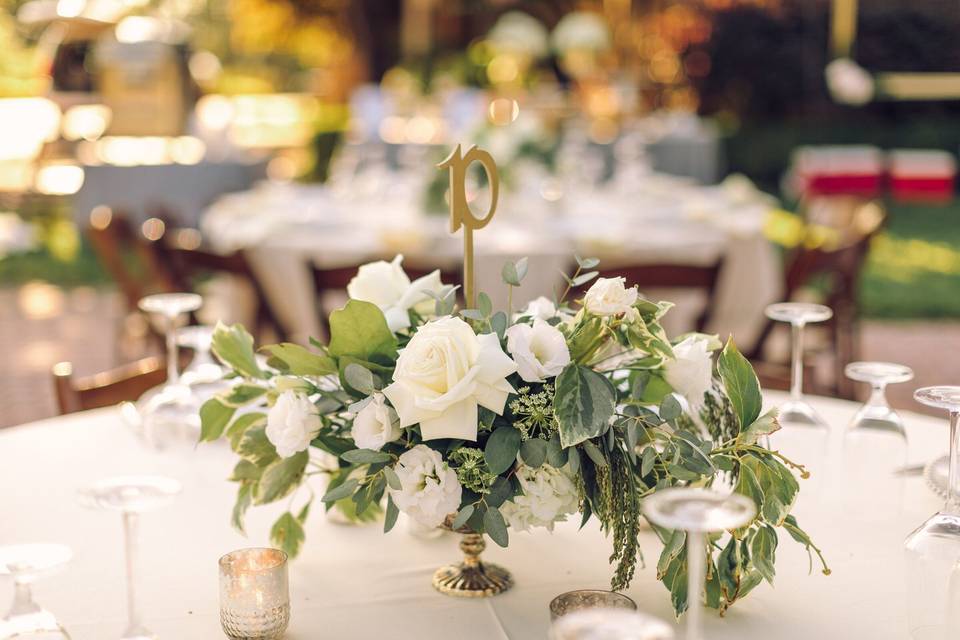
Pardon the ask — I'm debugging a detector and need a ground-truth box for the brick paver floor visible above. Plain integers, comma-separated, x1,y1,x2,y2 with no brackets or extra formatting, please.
1,285,957,428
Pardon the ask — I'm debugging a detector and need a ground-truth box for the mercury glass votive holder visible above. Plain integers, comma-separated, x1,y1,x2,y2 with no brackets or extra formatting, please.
549,590,638,621
219,548,290,640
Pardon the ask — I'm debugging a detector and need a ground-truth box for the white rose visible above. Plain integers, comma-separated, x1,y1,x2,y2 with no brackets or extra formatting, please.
505,320,571,383
347,255,447,333
388,445,462,528
520,296,558,321
583,277,638,317
382,316,517,441
500,462,579,532
266,390,321,458
664,336,714,406
352,393,401,451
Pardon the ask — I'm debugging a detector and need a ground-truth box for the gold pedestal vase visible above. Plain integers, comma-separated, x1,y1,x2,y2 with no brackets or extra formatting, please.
432,531,513,597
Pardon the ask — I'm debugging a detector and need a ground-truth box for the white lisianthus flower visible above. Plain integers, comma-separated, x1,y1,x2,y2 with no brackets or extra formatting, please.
583,277,638,317
346,255,446,333
388,445,462,529
520,296,558,321
500,463,579,532
505,320,571,383
352,393,401,451
664,336,714,406
383,317,517,441
266,390,321,458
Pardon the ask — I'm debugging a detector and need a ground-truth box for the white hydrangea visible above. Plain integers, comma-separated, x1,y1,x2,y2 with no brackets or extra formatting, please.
388,445,463,529
500,462,579,532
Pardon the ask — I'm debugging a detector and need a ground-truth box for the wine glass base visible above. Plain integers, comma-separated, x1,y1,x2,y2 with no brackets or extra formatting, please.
0,611,71,639
120,626,157,640
848,403,907,438
778,399,829,430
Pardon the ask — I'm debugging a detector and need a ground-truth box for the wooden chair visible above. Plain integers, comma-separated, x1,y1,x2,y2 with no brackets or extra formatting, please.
52,358,166,415
748,199,885,398
151,226,288,342
578,261,725,332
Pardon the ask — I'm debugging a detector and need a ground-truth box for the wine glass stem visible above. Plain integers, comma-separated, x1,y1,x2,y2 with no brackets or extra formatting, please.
947,411,960,514
166,314,179,385
8,580,38,616
123,511,143,632
868,382,888,408
790,322,805,401
685,532,705,640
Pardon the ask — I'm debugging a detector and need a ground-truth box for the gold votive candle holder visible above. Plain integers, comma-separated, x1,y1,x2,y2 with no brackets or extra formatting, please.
219,548,290,640
549,589,638,621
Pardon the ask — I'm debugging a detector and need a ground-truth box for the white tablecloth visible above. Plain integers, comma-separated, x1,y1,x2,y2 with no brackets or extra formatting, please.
0,391,947,639
201,176,782,347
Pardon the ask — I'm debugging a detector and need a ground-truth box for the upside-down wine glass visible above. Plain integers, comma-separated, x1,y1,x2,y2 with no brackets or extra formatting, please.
764,302,833,429
844,362,914,468
0,544,73,639
905,387,960,639
177,325,229,400
643,488,756,640
78,476,182,640
136,294,203,449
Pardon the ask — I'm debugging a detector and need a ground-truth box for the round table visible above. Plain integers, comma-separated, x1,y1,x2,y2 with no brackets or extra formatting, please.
0,391,945,639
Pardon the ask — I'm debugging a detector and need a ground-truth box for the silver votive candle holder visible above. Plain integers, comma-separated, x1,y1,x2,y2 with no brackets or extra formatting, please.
548,608,675,640
219,548,290,640
549,589,638,621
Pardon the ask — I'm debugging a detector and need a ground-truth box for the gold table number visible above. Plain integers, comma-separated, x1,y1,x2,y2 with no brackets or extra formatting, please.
438,144,500,309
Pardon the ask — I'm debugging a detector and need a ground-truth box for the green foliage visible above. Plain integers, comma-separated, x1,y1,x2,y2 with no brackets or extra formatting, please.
263,343,337,376
717,339,762,432
270,512,305,558
554,364,617,448
199,398,235,442
450,447,497,494
212,322,266,380
327,300,398,361
254,451,309,505
484,426,522,474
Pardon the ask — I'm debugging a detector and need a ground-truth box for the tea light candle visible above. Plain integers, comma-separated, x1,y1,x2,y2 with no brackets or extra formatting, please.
549,589,637,621
219,548,290,640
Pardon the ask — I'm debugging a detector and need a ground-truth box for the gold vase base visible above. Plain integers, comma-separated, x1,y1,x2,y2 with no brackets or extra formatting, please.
432,561,513,597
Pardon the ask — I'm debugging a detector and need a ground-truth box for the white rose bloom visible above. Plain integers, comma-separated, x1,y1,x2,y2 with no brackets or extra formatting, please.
520,296,558,321
505,320,571,383
583,277,638,317
383,316,517,441
347,255,447,333
500,463,579,532
266,390,321,458
664,336,714,406
352,393,402,451
388,445,462,528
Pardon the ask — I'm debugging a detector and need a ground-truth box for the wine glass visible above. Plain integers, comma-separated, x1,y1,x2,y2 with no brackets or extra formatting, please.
177,325,229,400
136,294,203,449
78,476,182,640
0,544,73,639
548,608,674,640
764,302,833,429
845,362,914,436
643,488,756,640
905,386,960,639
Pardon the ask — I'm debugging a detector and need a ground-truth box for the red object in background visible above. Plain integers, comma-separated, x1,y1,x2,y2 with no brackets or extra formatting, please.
790,145,885,197
888,150,957,203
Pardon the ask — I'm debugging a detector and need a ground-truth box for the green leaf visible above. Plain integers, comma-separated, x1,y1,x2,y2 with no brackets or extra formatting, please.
519,438,547,468
554,364,617,448
221,384,267,407
575,255,600,269
717,536,742,601
226,412,266,451
657,529,686,577
718,339,762,431
490,311,507,340
486,476,513,508
546,432,567,468
199,398,235,442
501,260,522,286
639,373,673,405
451,504,475,530
567,446,580,474
571,270,598,286
751,526,778,584
581,440,608,467
254,451,309,504
343,362,378,395
231,483,253,534
640,446,657,476
328,300,398,361
264,343,337,377
237,426,279,467
212,322,265,379
297,499,312,524
322,477,360,503
484,426,522,474
382,466,402,490
739,408,781,445
484,507,509,547
383,495,399,533
229,459,261,482
341,449,394,465
270,512,305,558
477,292,493,317
659,394,682,422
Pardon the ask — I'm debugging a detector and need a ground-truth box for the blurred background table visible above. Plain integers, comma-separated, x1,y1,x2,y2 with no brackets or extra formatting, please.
0,391,943,639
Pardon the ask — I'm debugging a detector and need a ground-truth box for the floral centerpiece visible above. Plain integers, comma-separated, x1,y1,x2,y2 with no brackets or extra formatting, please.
200,254,828,614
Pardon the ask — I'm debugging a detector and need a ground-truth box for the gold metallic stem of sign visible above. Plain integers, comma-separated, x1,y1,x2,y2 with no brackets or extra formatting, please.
463,227,474,309
432,533,513,597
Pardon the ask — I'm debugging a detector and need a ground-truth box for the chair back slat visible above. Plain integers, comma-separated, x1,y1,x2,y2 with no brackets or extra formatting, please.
52,358,166,414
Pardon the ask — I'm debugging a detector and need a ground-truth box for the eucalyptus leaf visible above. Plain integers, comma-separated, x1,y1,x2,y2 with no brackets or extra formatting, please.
640,446,657,476
486,476,513,508
484,426,521,474
382,466,402,491
501,261,520,286
484,507,509,547
490,312,507,340
582,440,608,467
575,255,600,269
659,394,682,422
383,495,399,533
477,292,493,317
571,270,599,286
519,438,547,468
341,449,393,465
452,504,475,530
322,477,360,503
546,433,567,468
